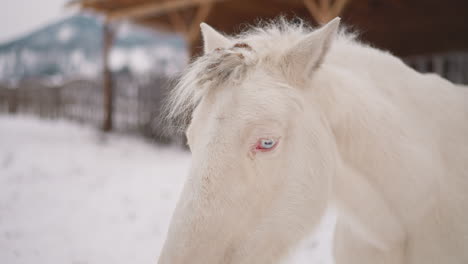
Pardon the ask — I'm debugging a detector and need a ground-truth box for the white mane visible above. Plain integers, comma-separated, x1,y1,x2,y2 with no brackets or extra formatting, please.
165,19,357,132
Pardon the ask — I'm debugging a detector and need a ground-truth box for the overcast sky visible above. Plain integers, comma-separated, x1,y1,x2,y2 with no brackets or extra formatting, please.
0,0,74,43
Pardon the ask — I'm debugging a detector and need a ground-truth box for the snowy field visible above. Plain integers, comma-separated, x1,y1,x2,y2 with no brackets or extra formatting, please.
0,115,334,264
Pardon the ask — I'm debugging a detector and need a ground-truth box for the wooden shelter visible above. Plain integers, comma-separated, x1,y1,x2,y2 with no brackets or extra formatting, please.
69,0,468,131
72,0,468,57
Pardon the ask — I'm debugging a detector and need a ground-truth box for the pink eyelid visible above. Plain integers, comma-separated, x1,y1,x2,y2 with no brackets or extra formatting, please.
253,137,280,152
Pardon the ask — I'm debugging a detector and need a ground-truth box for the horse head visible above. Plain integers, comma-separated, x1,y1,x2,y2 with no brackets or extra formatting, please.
159,18,341,264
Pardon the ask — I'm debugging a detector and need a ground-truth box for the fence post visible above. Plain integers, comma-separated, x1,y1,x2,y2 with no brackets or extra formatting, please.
8,88,17,114
102,19,115,132
53,86,62,118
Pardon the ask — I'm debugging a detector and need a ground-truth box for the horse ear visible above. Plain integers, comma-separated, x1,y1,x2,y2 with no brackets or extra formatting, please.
200,23,232,54
283,17,340,82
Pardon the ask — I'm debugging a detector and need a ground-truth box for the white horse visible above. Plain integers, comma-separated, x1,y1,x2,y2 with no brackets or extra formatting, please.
158,17,468,264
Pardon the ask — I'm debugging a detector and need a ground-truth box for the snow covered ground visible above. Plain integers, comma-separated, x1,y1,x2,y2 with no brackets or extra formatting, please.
0,115,334,264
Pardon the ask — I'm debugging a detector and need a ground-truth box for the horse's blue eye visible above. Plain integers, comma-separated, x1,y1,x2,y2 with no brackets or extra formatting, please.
260,139,276,149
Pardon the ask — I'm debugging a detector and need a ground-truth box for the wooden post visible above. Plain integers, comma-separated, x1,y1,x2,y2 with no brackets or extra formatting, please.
8,88,18,114
102,19,115,132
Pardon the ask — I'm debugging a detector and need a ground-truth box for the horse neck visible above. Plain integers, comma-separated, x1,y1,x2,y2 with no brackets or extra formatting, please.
312,40,468,243
315,40,468,183
304,44,420,247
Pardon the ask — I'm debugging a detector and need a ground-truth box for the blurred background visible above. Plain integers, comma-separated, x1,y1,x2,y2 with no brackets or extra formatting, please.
0,1,467,264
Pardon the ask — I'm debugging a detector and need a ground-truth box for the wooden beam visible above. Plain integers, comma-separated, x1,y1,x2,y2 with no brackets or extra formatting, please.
187,3,214,44
303,0,323,23
168,11,189,34
134,18,174,32
303,0,350,24
330,0,350,18
67,0,107,9
108,0,221,21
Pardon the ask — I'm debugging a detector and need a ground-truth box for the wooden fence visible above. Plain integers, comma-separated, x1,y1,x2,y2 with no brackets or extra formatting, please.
0,75,174,140
405,52,468,85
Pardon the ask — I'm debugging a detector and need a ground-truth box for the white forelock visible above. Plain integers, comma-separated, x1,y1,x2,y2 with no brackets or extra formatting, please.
164,18,356,132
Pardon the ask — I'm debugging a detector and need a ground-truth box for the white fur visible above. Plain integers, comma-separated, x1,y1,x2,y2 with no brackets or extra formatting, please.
159,18,468,264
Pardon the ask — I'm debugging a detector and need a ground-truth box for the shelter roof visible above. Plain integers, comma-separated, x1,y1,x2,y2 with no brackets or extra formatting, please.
70,0,468,56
